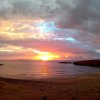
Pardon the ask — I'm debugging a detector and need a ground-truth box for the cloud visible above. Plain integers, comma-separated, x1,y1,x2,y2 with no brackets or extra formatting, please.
0,0,100,59
0,19,99,55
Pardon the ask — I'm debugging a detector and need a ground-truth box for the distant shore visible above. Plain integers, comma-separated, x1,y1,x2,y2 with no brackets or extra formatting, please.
1,73,100,100
73,59,100,67
58,59,100,67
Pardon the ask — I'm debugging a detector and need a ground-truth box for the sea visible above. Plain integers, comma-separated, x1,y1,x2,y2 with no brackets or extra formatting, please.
0,60,100,79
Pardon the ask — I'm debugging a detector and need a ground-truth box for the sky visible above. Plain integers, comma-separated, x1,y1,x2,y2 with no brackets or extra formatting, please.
0,0,100,60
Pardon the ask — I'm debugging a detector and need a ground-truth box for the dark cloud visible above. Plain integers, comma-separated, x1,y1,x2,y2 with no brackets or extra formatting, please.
0,0,100,34
72,0,100,34
0,0,76,20
56,0,100,34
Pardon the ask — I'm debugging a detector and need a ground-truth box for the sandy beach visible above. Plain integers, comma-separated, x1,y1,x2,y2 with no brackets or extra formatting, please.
1,74,100,100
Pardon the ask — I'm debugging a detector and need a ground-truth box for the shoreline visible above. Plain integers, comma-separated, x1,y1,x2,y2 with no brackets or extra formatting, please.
1,73,100,100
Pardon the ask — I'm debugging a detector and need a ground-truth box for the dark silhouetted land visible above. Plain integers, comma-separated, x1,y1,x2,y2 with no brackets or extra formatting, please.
59,61,72,64
73,60,100,67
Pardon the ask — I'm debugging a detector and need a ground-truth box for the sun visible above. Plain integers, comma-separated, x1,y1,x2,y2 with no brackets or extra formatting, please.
39,55,52,61
34,52,59,61
35,55,53,61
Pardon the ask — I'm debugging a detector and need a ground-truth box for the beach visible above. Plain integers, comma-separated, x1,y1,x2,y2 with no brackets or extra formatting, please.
1,73,100,100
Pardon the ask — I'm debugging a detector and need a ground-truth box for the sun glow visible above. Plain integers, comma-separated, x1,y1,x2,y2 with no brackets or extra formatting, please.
34,51,59,61
39,55,53,61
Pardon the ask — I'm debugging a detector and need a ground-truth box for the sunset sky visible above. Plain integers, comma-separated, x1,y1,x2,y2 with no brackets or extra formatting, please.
0,0,100,60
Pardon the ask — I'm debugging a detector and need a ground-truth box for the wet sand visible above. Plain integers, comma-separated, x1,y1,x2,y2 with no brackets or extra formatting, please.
0,74,100,100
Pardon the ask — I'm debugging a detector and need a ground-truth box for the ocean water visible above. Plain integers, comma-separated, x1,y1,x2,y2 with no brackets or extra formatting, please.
0,60,100,79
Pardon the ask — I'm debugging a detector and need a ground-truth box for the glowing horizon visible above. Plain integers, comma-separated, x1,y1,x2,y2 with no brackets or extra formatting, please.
0,19,99,60
32,49,59,61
